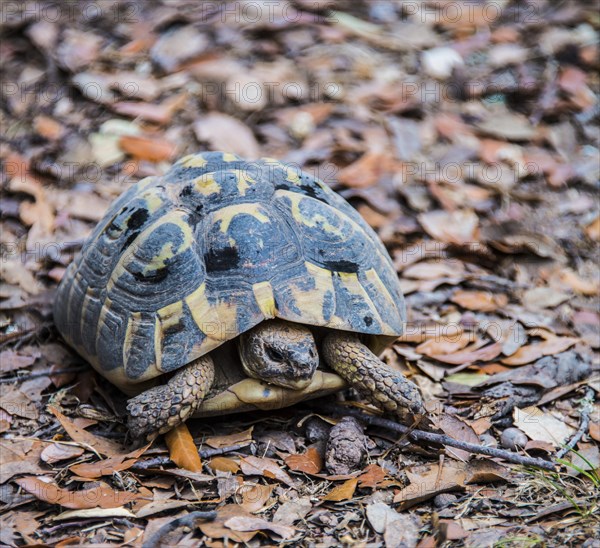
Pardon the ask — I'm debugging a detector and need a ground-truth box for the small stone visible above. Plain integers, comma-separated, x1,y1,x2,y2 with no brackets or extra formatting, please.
422,47,464,80
480,434,498,448
304,416,331,444
501,427,528,450
434,493,457,508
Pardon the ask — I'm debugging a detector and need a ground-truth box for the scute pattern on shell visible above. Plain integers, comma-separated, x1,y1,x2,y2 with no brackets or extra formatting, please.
54,152,405,389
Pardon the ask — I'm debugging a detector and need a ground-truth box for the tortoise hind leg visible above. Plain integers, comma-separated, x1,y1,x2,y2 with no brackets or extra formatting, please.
322,332,426,420
127,355,214,441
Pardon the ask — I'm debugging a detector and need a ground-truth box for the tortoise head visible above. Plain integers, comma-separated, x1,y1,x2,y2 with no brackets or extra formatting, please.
237,320,318,390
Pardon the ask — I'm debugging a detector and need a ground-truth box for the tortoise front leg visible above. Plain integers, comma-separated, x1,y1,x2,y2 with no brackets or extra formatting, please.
322,332,426,419
127,355,214,441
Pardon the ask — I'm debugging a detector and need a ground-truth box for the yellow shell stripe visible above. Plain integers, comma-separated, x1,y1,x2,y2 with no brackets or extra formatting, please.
194,174,221,196
252,281,277,318
213,203,270,233
123,310,141,368
185,283,239,348
234,171,257,195
180,154,208,169
337,271,389,331
293,262,338,325
105,210,193,293
283,191,344,237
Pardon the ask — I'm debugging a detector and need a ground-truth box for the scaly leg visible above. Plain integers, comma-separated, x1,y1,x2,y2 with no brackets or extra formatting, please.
127,355,214,441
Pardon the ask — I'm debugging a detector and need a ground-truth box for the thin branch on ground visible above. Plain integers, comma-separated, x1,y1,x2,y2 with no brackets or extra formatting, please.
0,366,86,384
142,510,217,548
556,387,595,459
316,403,557,471
199,442,253,458
130,443,253,471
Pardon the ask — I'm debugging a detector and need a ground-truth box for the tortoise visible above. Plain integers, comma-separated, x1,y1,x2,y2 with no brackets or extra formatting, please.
54,151,425,440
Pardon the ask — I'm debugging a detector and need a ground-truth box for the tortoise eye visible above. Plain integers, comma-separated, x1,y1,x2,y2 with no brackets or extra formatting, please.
266,347,284,362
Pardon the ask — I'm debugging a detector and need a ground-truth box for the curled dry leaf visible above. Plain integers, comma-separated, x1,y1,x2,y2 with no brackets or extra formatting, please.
165,423,202,473
40,443,85,465
235,483,274,513
15,477,142,509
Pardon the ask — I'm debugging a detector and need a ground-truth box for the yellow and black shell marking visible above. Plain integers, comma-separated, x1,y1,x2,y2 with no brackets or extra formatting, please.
54,152,405,390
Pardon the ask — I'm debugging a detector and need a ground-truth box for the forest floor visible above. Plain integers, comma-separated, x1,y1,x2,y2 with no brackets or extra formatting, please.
1,1,599,546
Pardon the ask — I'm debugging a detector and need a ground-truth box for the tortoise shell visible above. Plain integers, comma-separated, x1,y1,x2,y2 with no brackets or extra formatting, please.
54,152,405,392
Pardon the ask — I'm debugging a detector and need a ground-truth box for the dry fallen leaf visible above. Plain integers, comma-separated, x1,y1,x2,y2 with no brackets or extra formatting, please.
15,477,141,509
435,415,480,462
357,464,393,489
165,423,202,473
0,350,38,374
285,446,323,475
69,445,150,478
418,209,479,245
513,406,575,447
207,456,240,474
224,515,295,540
322,478,358,501
235,483,274,513
273,497,312,525
394,462,467,509
119,135,177,162
416,330,472,356
240,456,296,487
430,342,503,365
451,290,508,312
40,443,85,465
501,336,578,366
523,287,571,309
194,113,261,159
48,405,125,457
198,504,256,543
205,426,254,449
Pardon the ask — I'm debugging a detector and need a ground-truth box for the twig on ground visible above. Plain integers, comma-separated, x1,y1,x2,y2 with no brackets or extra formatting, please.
556,387,595,459
316,403,557,471
142,510,217,548
0,366,86,384
130,442,252,471
199,442,253,458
